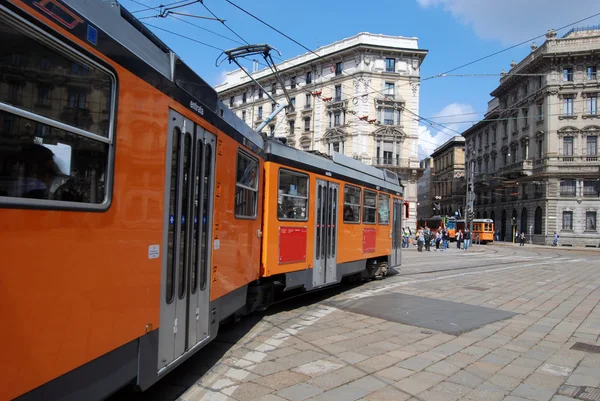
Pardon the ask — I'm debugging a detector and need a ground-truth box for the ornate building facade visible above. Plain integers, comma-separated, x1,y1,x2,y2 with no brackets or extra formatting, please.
462,27,600,246
417,157,433,219
215,32,428,229
430,136,466,217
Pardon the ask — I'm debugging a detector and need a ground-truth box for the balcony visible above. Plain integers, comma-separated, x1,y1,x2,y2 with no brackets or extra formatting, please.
498,159,533,178
286,106,297,117
361,157,405,168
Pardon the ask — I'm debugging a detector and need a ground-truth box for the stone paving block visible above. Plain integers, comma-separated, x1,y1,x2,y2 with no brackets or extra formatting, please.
565,373,600,387
337,351,370,364
425,360,462,377
551,396,579,401
351,375,388,392
447,370,486,388
363,386,411,401
430,342,464,356
253,370,309,391
523,372,566,391
394,371,445,395
386,349,418,361
230,382,274,401
374,366,413,381
276,383,323,401
356,354,400,373
479,352,515,368
444,352,480,368
463,382,507,401
312,384,371,401
395,356,434,372
253,395,289,401
307,366,364,391
418,381,472,401
511,383,556,401
252,361,291,376
292,359,345,376
269,347,301,359
487,374,523,392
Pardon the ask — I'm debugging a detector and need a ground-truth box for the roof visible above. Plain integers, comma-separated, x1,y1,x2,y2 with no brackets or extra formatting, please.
430,136,465,158
215,32,428,92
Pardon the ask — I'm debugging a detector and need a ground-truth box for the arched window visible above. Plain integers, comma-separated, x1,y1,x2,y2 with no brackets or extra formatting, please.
476,211,481,219
490,211,495,223
534,207,543,234
483,211,488,219
521,208,528,233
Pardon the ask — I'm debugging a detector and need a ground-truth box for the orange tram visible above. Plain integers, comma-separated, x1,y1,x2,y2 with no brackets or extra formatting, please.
0,1,404,400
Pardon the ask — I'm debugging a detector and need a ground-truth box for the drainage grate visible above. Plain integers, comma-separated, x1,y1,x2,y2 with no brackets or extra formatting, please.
464,286,489,291
571,342,600,354
576,387,600,401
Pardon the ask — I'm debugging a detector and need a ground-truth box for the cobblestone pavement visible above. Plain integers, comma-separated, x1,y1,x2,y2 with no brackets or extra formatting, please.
110,245,600,401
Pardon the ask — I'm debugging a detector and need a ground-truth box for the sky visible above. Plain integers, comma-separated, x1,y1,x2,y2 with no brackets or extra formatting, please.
121,0,600,159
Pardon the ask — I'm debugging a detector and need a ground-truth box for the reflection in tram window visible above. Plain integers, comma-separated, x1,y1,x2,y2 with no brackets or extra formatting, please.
343,184,361,223
378,193,390,224
363,189,377,224
0,110,108,202
277,168,308,221
234,150,258,218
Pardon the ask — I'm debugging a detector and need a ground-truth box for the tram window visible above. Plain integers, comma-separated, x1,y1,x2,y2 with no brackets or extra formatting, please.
277,169,308,221
234,150,258,218
343,184,361,223
0,22,112,138
378,193,390,225
363,189,377,224
0,110,108,203
0,20,115,208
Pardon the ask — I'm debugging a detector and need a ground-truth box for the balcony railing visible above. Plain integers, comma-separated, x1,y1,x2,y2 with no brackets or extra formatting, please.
560,190,576,197
498,159,533,177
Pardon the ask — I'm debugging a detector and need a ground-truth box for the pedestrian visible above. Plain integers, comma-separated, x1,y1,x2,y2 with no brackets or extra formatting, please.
553,232,559,247
456,229,463,249
424,227,432,252
519,232,526,246
435,231,441,251
464,228,471,250
442,227,449,252
417,228,424,252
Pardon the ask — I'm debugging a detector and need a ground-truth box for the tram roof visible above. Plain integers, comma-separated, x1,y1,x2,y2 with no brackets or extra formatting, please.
265,139,403,195
62,0,263,150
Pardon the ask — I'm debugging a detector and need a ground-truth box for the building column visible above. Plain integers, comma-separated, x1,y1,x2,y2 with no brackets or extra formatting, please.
341,140,345,155
328,142,332,155
392,138,397,165
377,139,382,163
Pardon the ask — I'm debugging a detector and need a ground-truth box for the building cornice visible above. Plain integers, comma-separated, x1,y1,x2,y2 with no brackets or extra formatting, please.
215,32,428,93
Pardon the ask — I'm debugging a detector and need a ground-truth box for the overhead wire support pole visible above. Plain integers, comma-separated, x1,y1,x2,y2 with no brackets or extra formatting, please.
217,44,289,135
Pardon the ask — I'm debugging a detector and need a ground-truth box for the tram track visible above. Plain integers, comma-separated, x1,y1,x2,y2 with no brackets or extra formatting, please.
391,248,565,278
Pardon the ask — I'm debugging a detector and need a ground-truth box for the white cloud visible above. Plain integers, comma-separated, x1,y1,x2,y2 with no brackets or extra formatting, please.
418,103,476,159
416,0,600,44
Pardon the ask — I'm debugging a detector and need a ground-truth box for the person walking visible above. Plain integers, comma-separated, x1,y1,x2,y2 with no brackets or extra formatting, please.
435,230,441,251
553,232,559,247
424,227,432,252
463,228,471,251
456,229,463,249
441,228,449,252
519,232,526,246
417,229,424,252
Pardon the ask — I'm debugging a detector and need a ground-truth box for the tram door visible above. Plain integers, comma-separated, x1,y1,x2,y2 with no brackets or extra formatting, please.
390,198,402,267
159,110,216,371
314,180,339,287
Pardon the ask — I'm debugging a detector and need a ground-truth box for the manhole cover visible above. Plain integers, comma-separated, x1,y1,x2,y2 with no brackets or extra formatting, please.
576,386,600,401
464,286,489,291
571,342,600,354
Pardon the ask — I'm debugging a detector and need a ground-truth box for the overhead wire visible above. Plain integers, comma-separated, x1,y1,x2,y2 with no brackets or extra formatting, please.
222,1,600,136
199,1,250,46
